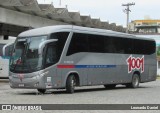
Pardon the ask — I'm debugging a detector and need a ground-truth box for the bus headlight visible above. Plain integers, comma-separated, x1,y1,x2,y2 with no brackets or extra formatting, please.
39,71,49,77
34,82,39,87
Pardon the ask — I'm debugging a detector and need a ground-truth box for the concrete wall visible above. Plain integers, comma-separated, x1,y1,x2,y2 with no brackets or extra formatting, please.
0,35,16,40
0,7,68,28
0,36,3,40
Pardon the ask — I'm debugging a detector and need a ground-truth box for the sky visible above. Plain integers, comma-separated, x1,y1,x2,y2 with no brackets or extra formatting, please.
37,0,160,27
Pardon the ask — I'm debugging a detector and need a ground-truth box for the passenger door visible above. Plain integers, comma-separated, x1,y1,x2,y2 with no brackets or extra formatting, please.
44,43,60,87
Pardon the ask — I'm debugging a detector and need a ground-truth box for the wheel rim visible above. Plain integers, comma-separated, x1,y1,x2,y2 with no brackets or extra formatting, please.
71,78,76,88
133,76,139,87
71,79,74,87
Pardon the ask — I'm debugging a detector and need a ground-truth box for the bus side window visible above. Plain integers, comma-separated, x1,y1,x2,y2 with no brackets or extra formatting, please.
45,43,58,68
67,33,89,56
104,38,116,53
88,35,104,53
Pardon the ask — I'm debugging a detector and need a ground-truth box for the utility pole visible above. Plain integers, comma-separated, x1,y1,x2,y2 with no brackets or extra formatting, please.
122,2,135,33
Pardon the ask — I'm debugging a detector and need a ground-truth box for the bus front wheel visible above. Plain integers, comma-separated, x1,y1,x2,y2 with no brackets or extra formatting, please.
66,75,76,94
126,74,140,88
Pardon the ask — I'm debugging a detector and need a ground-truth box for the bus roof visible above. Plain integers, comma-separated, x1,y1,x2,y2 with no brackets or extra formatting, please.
18,25,73,37
18,25,155,41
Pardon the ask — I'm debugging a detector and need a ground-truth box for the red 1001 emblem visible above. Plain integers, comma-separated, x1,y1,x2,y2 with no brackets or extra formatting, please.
126,55,144,73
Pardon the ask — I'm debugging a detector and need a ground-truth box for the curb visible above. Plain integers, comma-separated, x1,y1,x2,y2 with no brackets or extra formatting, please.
0,79,9,83
157,77,160,80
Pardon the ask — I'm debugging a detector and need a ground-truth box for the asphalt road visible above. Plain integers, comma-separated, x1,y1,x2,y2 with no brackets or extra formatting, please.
0,79,160,113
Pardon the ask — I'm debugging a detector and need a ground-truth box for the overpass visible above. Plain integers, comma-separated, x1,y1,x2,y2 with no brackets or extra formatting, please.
0,0,126,39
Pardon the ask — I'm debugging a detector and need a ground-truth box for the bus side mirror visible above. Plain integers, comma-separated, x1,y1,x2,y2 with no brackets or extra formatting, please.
38,39,58,55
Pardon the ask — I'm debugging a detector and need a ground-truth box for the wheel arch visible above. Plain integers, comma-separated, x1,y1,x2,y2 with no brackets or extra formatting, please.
133,71,141,82
66,71,80,86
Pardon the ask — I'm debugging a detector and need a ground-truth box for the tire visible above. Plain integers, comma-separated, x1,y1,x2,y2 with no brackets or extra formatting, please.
37,89,46,94
126,74,140,88
104,84,116,89
66,75,76,94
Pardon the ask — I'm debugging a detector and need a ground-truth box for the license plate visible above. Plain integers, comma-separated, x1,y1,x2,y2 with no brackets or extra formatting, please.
19,84,24,87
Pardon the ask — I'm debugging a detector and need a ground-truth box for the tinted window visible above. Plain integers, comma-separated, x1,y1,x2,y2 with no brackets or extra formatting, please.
67,33,155,56
67,33,89,56
133,39,155,55
110,37,133,54
50,32,69,59
45,43,58,68
88,35,105,53
67,33,105,56
146,40,156,54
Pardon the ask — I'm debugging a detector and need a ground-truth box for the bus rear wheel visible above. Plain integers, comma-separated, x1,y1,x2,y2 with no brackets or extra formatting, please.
126,74,140,88
66,75,76,94
104,84,116,89
37,89,46,94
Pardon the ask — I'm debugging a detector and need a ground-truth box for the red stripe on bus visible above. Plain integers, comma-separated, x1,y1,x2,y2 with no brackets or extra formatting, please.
57,65,75,68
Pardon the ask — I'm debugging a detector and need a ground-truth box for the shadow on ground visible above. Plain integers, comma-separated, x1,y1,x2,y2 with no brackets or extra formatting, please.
15,85,151,95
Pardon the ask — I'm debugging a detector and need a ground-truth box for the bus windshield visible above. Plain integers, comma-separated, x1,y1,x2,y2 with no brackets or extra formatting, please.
10,36,47,73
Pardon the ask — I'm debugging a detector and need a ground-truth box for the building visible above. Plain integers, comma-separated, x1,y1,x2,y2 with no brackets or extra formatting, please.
129,19,160,33
0,0,126,40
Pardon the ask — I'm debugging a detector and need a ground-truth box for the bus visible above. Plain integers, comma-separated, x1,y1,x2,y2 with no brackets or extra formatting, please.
0,40,14,78
9,25,157,93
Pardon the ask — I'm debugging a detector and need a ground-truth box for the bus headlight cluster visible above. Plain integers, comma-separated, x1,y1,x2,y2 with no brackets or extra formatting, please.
34,82,39,87
39,71,49,77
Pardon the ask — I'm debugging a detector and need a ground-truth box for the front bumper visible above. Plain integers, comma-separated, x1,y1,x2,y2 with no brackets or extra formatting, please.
9,74,46,89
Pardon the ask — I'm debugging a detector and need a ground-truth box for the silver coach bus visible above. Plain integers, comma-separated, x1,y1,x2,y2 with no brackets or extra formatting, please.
9,25,157,93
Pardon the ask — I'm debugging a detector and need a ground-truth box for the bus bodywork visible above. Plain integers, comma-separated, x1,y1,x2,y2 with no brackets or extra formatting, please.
9,25,157,93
